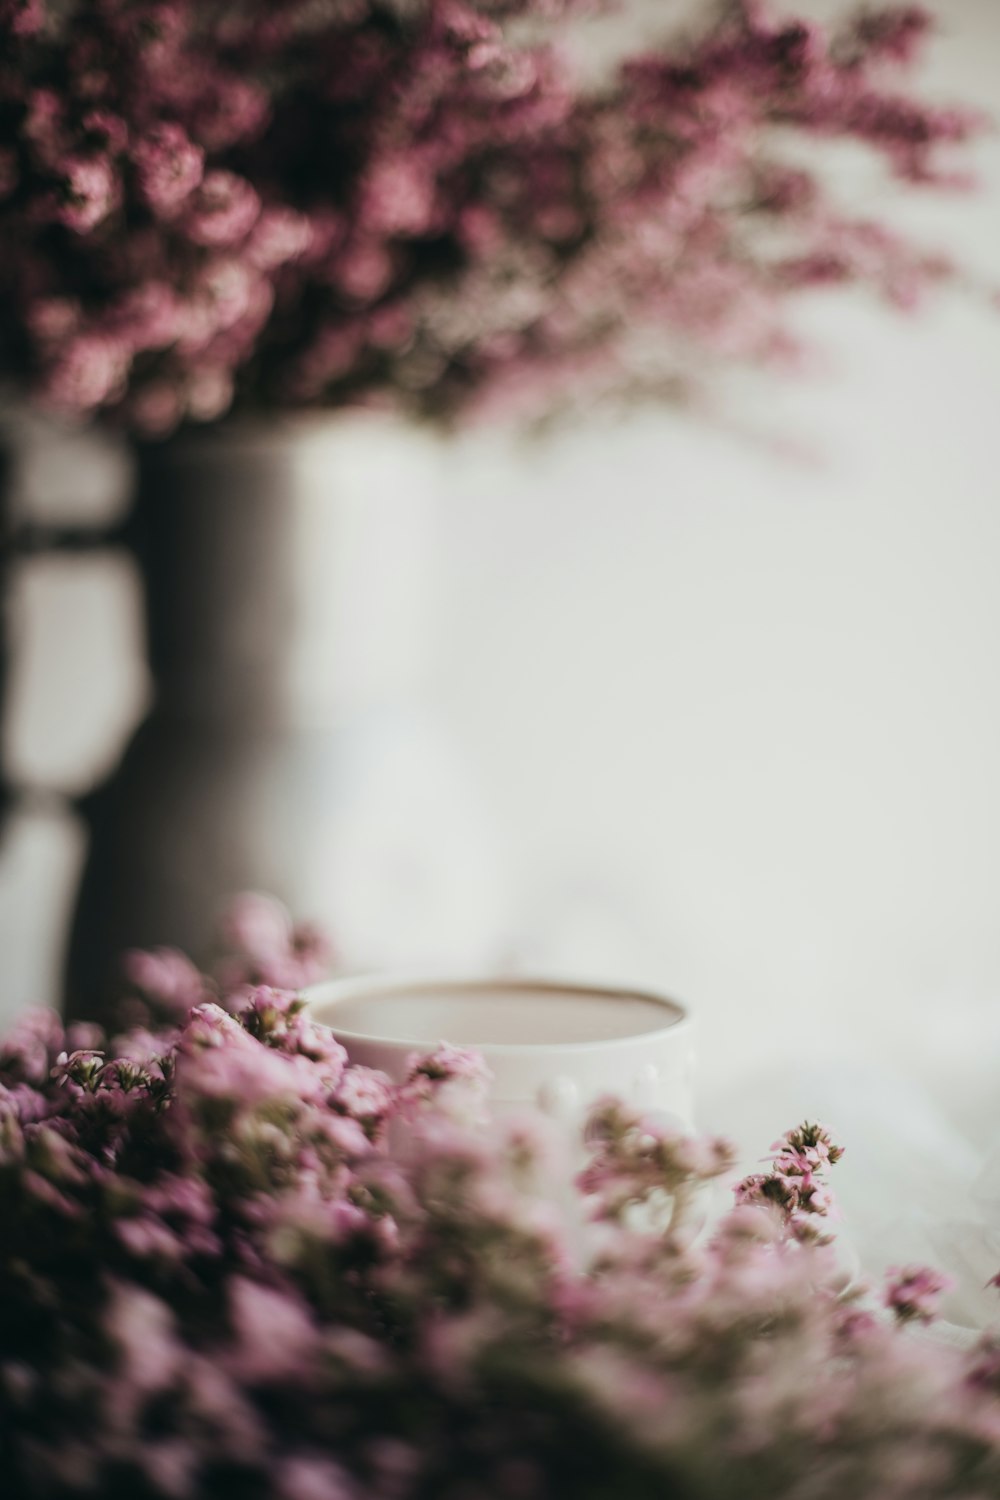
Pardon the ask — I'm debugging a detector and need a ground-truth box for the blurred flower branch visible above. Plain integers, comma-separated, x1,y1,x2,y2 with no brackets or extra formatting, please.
0,0,985,434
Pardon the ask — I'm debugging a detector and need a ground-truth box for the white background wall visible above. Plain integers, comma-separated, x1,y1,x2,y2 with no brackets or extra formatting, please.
3,0,1000,1138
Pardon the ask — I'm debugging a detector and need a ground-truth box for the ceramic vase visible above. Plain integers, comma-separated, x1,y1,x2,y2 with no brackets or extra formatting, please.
64,416,504,1020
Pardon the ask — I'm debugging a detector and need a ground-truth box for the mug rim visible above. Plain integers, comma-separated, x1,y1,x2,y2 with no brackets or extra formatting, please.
300,973,690,1056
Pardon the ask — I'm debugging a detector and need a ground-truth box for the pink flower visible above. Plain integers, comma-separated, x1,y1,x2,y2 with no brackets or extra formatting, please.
81,110,128,155
176,1003,313,1109
848,7,933,67
120,946,205,1015
247,207,314,269
27,296,81,342
359,155,437,236
124,1211,212,1261
274,1456,357,1500
733,1121,843,1240
131,122,204,214
186,364,234,423
331,1067,394,1126
0,0,44,37
319,1113,368,1157
401,1043,493,1125
404,1043,492,1095
111,281,181,351
227,1277,320,1383
194,257,266,331
51,155,118,232
885,1264,953,1325
40,333,129,413
104,1282,182,1394
128,380,184,437
333,239,396,303
733,1173,768,1208
186,170,260,247
218,892,294,963
367,301,414,350
22,88,63,159
0,1008,66,1086
196,76,270,152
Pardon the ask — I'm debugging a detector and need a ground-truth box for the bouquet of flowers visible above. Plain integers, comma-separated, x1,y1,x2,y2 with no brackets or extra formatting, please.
3,895,1000,1499
0,0,982,434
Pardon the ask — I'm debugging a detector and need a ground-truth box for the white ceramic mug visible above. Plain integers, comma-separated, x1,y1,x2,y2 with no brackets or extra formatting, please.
302,974,695,1131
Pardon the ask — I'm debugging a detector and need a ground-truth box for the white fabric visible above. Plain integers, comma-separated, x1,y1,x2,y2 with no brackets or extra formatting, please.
706,1057,1000,1341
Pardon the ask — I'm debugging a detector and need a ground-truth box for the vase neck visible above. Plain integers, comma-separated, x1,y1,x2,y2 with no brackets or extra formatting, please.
134,420,439,728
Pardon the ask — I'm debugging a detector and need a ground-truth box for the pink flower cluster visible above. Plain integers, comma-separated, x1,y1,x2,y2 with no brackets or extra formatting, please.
734,1120,844,1242
579,1095,735,1227
4,903,1000,1496
0,1,982,434
117,891,332,1031
885,1263,954,1325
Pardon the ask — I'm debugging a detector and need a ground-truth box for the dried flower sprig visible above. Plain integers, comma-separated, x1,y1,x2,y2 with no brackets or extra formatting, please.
579,1094,735,1230
0,1,984,434
885,1263,954,1325
733,1119,844,1242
